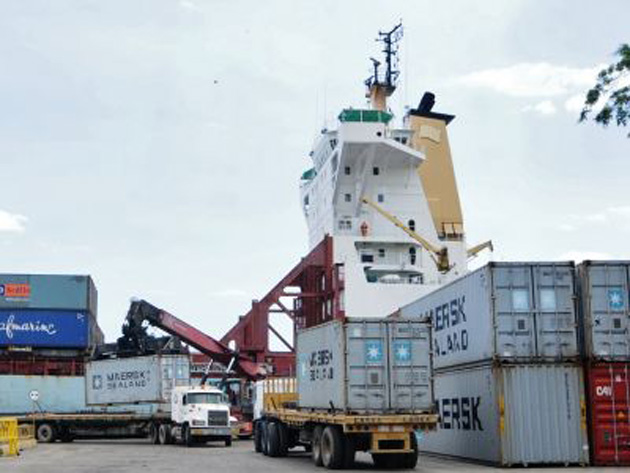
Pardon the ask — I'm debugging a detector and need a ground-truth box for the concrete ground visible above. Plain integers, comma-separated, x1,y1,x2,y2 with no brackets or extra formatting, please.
1,439,627,473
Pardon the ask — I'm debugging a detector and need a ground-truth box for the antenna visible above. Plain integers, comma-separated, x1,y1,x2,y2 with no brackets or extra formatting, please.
364,22,403,95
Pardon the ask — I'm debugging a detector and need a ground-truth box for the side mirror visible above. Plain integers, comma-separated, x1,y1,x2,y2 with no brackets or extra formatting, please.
182,395,187,406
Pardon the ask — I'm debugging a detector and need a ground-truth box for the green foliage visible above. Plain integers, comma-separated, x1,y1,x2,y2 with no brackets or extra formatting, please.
580,44,630,137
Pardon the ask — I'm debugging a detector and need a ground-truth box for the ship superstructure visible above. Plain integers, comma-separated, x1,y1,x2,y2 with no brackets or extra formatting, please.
299,24,470,317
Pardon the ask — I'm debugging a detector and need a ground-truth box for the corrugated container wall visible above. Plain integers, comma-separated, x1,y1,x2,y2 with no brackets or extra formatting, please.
0,375,163,415
0,309,96,348
0,274,97,316
585,362,630,465
297,318,432,413
86,354,190,405
399,262,579,370
420,363,589,466
577,261,630,360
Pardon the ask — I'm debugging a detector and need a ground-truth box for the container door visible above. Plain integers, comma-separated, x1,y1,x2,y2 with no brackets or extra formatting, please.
492,265,537,359
499,365,589,465
585,264,630,359
532,264,579,360
345,320,389,411
387,320,432,411
588,363,630,465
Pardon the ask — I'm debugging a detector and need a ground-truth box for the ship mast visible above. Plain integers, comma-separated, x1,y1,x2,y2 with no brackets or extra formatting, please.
365,22,403,111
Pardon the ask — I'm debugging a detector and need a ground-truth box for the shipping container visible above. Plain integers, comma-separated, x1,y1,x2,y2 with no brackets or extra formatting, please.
578,261,630,360
419,363,589,466
0,375,162,416
86,354,190,405
296,318,432,412
0,309,100,349
0,274,97,316
586,362,630,465
400,262,579,370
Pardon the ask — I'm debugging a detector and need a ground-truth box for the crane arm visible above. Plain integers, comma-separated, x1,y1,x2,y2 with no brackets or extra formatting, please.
360,196,451,273
122,299,261,379
467,240,494,258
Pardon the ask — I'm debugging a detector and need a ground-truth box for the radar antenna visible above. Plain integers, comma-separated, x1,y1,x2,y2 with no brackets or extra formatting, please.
365,22,403,110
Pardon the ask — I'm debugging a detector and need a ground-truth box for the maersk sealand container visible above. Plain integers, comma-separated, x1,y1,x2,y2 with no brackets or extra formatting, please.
577,261,630,360
0,274,97,316
399,262,579,371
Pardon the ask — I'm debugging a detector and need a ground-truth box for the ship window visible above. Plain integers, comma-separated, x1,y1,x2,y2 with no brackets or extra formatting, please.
304,195,309,206
377,194,384,203
361,254,374,263
338,219,352,230
344,166,351,175
409,247,417,265
330,139,337,149
408,219,416,231
378,249,385,258
344,193,352,202
401,137,408,145
373,167,380,176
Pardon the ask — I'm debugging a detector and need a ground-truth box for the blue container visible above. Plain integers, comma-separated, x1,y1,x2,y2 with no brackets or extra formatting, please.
0,309,92,348
0,274,97,316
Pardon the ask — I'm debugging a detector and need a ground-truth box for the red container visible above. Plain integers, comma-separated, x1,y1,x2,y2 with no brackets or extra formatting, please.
587,363,630,465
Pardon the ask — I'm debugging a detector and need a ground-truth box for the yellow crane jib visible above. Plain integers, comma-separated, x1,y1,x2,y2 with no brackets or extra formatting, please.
360,196,452,273
467,240,494,259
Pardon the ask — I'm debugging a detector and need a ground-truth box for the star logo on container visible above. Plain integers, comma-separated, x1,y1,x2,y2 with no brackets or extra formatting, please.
365,341,383,363
608,288,625,311
394,341,412,362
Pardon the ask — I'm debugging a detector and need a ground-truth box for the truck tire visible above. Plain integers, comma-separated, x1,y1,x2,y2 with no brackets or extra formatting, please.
159,424,172,445
225,437,232,447
266,422,281,457
277,422,289,457
36,423,57,443
320,426,344,470
254,422,263,453
343,435,355,469
149,423,160,445
311,425,324,466
399,433,418,469
183,424,194,448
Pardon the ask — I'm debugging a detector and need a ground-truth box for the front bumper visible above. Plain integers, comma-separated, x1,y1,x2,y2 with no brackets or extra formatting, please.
190,426,231,438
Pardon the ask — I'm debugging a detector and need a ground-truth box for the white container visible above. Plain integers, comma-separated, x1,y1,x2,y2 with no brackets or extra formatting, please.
297,318,432,412
86,354,190,405
400,262,579,370
419,363,589,466
577,261,630,360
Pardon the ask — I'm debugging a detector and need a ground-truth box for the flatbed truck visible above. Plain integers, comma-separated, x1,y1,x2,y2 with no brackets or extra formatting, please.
253,379,438,469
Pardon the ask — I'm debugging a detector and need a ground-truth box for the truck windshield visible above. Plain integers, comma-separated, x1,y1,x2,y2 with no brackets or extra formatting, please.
187,393,224,405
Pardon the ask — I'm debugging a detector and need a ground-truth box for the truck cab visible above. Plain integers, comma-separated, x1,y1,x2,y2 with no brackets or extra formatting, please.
170,385,232,446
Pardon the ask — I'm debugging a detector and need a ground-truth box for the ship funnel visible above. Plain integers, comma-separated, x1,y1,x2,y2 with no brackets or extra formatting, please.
417,92,436,113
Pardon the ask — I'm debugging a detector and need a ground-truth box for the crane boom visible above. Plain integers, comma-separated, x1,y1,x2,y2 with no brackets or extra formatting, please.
360,196,451,273
122,299,260,379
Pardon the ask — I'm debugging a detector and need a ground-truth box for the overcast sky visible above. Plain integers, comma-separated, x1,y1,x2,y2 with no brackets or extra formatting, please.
1,0,629,343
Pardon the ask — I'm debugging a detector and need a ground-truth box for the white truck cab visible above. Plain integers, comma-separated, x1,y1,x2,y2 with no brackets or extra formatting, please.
152,385,232,447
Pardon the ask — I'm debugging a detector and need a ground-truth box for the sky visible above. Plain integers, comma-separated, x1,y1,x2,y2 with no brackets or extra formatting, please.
0,0,629,344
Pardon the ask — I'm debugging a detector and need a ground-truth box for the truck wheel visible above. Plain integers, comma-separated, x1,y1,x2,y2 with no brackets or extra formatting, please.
371,453,391,469
183,424,194,448
312,425,324,466
261,421,269,456
343,435,355,469
225,437,232,447
36,423,57,443
277,422,289,457
266,422,281,457
400,433,418,469
158,424,172,445
321,426,344,470
149,423,160,445
254,422,264,453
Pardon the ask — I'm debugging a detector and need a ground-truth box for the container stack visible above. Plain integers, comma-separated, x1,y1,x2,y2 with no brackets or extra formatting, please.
577,261,630,466
399,262,589,466
0,274,103,414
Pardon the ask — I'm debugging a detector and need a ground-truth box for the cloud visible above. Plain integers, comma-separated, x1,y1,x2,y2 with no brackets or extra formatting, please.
179,0,202,12
0,210,28,233
522,100,557,116
457,62,603,98
607,206,630,218
558,251,613,262
564,93,585,113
